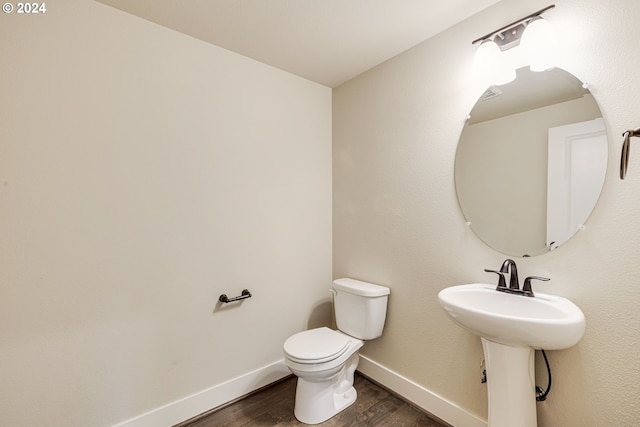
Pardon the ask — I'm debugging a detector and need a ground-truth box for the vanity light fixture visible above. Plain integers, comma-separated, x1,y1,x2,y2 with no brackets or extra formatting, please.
472,4,556,86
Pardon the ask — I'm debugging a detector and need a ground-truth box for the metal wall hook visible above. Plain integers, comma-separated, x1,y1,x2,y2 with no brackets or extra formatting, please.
620,128,640,179
219,289,252,303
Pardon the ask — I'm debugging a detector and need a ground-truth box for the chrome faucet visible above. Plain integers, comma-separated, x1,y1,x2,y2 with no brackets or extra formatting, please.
500,259,519,291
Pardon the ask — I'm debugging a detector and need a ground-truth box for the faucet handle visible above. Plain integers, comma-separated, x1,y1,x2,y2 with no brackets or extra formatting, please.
484,269,507,290
522,276,550,297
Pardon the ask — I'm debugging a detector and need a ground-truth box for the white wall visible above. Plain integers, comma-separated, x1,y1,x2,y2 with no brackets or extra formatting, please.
334,0,640,426
0,1,332,426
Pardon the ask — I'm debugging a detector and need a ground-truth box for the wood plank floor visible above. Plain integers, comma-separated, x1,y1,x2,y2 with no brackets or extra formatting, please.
180,373,451,427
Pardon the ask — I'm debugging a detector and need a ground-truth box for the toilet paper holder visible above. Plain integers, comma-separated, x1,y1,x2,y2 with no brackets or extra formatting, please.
219,289,252,303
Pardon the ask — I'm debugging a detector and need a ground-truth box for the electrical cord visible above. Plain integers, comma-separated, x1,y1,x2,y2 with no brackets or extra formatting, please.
536,349,552,401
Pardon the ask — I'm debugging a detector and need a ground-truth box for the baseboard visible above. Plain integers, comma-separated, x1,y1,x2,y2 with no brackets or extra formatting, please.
113,356,486,427
357,355,487,427
113,359,290,427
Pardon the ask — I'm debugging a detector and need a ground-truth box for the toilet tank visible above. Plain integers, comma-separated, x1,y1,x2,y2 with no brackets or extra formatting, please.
332,278,390,340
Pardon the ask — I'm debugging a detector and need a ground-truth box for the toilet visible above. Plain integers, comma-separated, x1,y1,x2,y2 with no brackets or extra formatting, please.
283,278,390,424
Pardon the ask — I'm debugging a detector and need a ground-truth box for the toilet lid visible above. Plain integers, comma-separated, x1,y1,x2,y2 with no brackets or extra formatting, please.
284,327,350,364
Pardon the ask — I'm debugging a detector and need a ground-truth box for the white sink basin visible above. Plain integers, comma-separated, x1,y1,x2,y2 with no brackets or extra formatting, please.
438,283,585,349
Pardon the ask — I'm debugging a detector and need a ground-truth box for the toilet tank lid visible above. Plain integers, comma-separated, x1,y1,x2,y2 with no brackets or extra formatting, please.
333,278,390,297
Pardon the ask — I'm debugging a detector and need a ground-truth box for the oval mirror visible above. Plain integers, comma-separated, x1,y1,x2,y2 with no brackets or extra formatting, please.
455,67,607,257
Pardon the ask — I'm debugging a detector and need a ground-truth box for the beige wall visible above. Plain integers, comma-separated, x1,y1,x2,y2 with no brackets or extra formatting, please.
334,0,640,425
0,1,331,426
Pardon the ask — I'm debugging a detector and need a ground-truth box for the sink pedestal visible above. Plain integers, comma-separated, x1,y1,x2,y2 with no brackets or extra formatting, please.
482,338,537,427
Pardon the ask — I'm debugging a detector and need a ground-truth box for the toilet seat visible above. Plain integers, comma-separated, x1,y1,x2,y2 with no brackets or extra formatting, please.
284,327,350,364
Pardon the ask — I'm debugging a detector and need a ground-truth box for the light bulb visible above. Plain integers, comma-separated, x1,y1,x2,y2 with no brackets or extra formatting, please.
472,40,500,82
472,39,516,86
521,18,556,71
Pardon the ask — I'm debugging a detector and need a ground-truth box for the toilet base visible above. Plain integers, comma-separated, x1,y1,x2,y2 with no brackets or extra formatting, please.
293,353,359,424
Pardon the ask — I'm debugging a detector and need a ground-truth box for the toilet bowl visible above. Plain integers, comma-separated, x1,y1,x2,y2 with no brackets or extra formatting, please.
284,327,364,424
283,278,390,424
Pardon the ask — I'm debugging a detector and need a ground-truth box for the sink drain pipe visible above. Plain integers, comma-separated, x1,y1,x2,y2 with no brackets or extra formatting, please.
535,349,552,401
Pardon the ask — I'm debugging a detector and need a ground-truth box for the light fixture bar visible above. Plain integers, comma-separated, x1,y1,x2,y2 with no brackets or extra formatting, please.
471,4,555,46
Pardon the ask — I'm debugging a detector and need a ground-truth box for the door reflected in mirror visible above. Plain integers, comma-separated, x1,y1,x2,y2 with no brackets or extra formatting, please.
455,67,607,257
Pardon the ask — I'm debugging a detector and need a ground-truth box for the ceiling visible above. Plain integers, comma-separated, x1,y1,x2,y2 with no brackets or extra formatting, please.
470,67,591,124
95,0,501,87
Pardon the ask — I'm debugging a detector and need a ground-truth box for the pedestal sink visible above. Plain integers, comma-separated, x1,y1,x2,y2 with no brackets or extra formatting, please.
438,283,585,427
